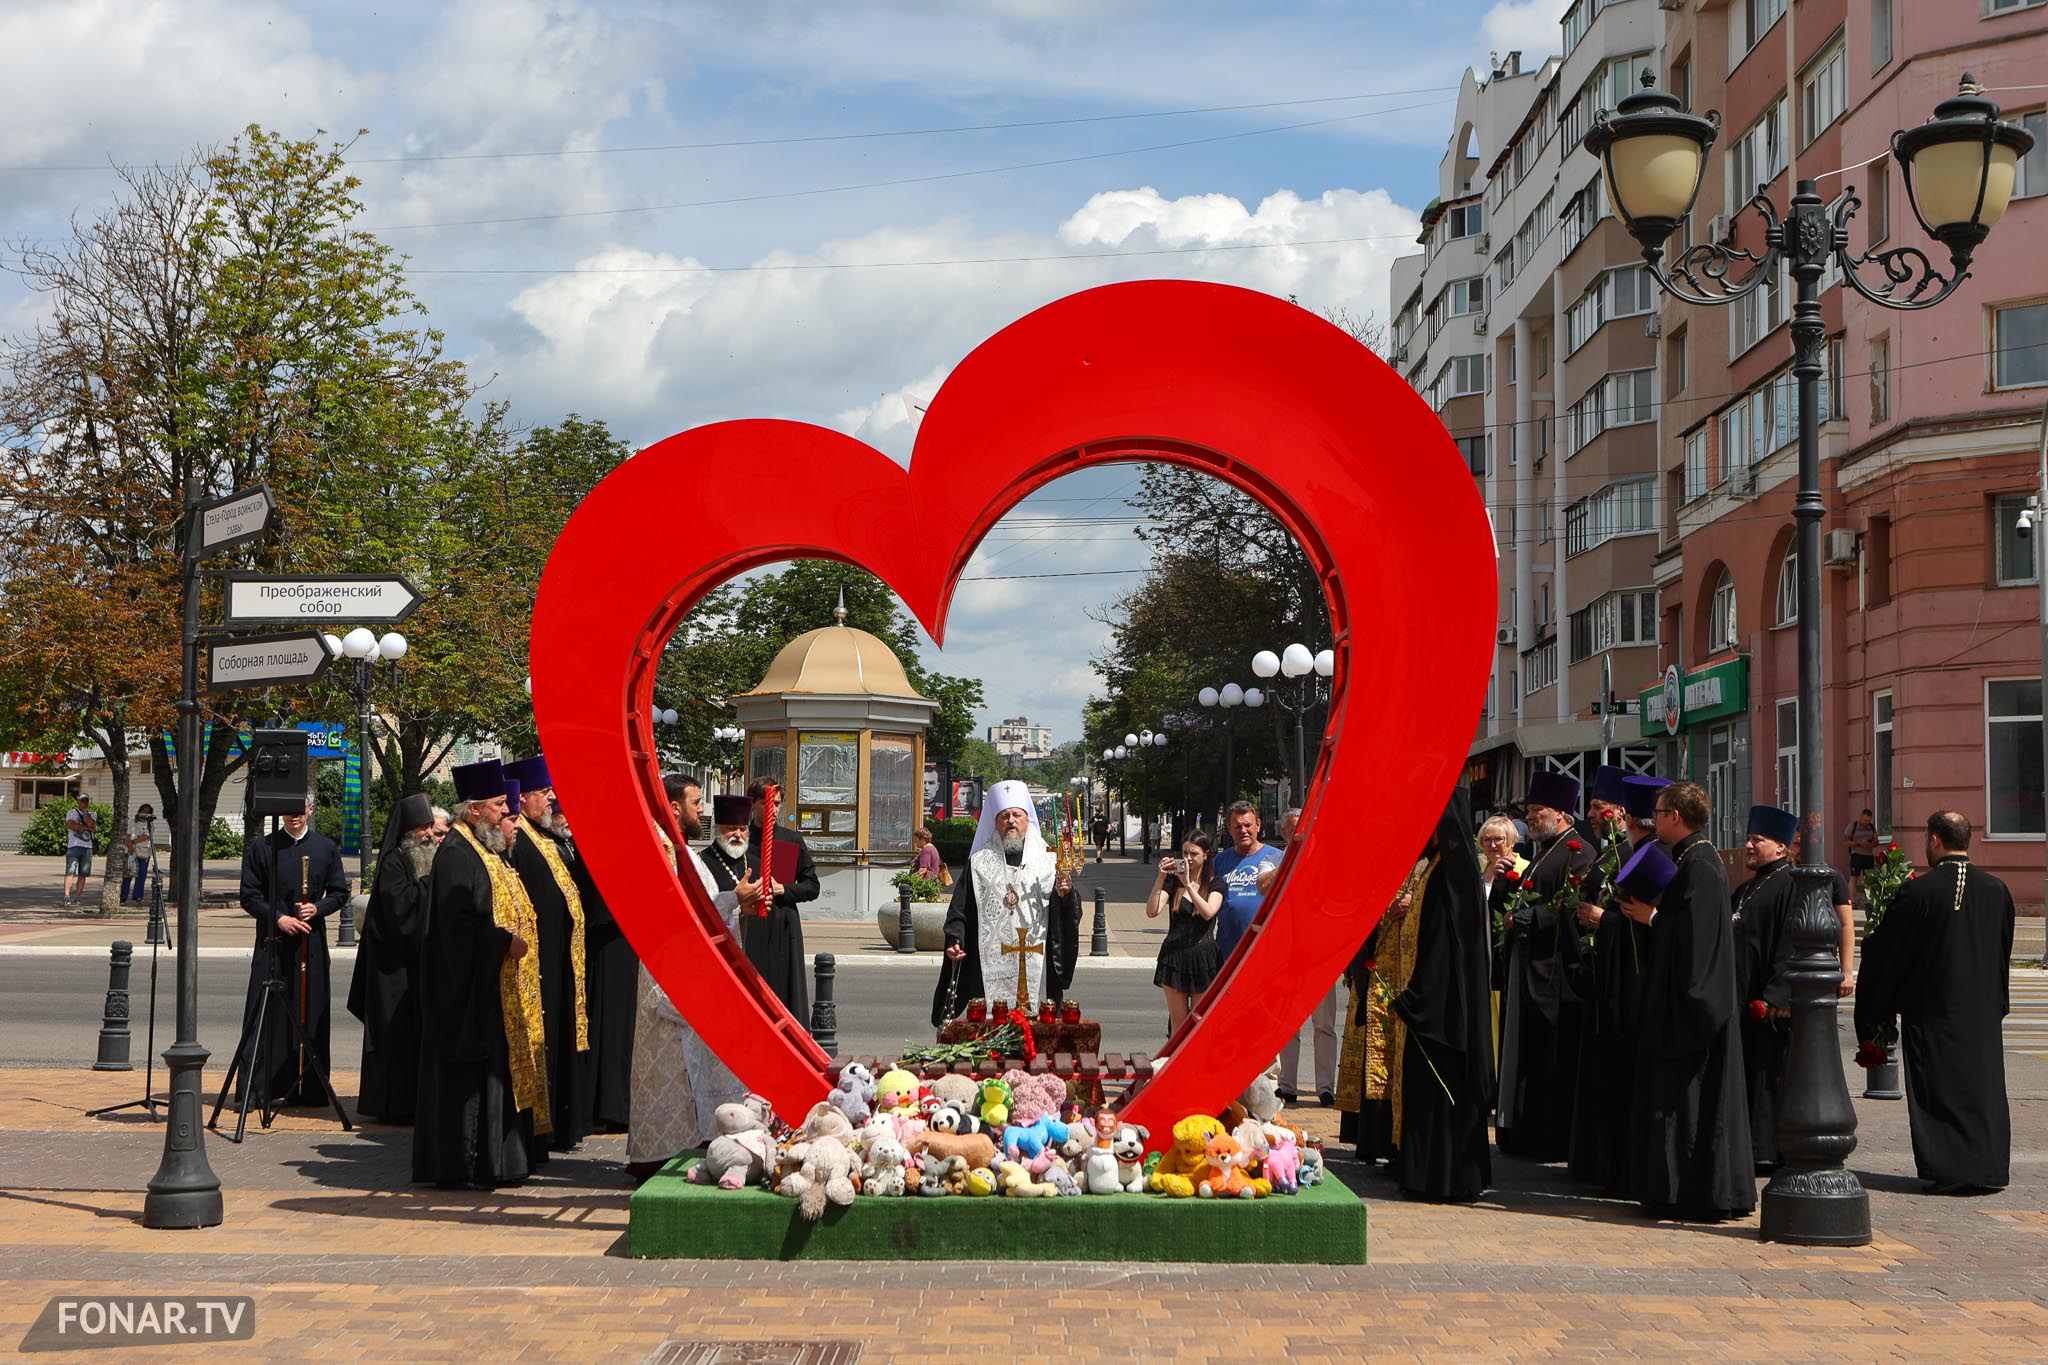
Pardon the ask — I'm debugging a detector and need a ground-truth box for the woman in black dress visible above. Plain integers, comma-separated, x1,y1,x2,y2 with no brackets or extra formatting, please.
1147,830,1224,1034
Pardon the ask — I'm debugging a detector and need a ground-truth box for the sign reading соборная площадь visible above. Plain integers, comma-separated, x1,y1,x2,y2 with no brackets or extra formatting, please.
19,1297,254,1353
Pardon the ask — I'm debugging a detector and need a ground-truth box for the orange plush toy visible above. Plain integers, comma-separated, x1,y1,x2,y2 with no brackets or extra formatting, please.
1197,1133,1268,1200
1148,1115,1225,1197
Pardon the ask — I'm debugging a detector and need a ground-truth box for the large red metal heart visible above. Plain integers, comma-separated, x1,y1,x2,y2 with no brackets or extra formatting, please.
532,280,1494,1135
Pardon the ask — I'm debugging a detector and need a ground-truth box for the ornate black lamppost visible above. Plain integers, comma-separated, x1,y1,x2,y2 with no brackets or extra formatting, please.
1197,681,1265,830
1589,72,2034,1247
330,628,409,946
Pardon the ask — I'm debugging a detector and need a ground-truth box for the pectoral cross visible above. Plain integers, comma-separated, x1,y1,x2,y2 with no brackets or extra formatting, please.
1001,924,1043,1009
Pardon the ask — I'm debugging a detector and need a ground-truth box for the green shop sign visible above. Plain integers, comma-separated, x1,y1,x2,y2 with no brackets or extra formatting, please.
1638,657,1748,733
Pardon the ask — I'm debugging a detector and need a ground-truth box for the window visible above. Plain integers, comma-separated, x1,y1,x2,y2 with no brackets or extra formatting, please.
1996,494,2039,585
1539,583,1551,626
1731,255,1788,355
796,731,860,849
1743,0,1787,57
12,778,76,811
1447,202,1484,239
1457,434,1489,475
1569,589,1659,662
1495,244,1517,293
1562,0,1597,59
1523,642,1558,694
1867,516,1893,606
1776,542,1799,624
1564,477,1657,556
1728,96,1789,204
1870,334,1891,421
1871,0,1892,70
868,734,915,851
1707,722,1742,849
1560,177,1605,256
1721,403,1750,486
1509,669,1519,710
1710,569,1739,651
1776,698,1799,813
1566,369,1653,453
1994,301,2048,390
1561,94,1590,157
748,734,788,795
1866,159,1889,246
1448,277,1486,315
1987,0,2048,14
1684,428,1709,501
1801,38,1847,145
2015,112,2047,198
1449,354,1487,395
1827,336,1844,420
1872,691,1894,834
1986,678,2045,838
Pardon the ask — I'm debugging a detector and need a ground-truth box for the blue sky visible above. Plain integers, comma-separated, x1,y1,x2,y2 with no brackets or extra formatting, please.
1,0,1565,743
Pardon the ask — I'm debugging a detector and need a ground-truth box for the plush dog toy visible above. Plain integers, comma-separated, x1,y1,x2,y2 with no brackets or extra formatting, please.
908,1127,998,1173
998,1158,1060,1197
1149,1115,1225,1197
1197,1133,1262,1199
828,1062,877,1128
778,1102,861,1220
1108,1122,1150,1193
861,1134,912,1197
687,1099,776,1190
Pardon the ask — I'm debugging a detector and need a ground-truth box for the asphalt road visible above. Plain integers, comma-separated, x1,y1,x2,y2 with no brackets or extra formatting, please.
1,951,1176,1071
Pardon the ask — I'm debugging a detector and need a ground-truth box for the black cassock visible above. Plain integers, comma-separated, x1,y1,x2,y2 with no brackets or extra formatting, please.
1629,831,1754,1218
1391,789,1496,1203
575,852,637,1132
512,825,594,1150
930,851,1082,1027
741,827,820,1022
347,851,430,1122
236,828,349,1107
1495,824,1598,1160
413,832,533,1187
1732,860,1852,1167
1568,835,1654,1193
1855,856,2015,1189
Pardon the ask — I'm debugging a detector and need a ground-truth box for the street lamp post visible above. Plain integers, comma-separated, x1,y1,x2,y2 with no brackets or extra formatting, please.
1198,683,1265,829
1589,71,2034,1248
1252,642,1335,809
712,724,745,793
333,628,409,946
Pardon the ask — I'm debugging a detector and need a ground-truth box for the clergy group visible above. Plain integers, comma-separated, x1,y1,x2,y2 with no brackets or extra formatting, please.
1332,765,2015,1213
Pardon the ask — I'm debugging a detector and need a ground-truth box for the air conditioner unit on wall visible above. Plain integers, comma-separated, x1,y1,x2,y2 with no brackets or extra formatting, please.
1825,528,1860,566
1496,627,1516,646
1475,233,1490,252
1644,313,1662,338
1474,317,1489,335
1708,214,1735,245
1730,467,1758,499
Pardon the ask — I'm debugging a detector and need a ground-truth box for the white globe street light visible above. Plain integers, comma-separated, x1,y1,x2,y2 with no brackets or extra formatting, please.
340,627,378,659
1244,687,1265,708
1281,642,1315,678
1314,648,1335,678
1251,650,1280,679
1123,732,1139,749
322,633,343,658
1219,683,1244,708
1198,686,1220,708
377,632,408,662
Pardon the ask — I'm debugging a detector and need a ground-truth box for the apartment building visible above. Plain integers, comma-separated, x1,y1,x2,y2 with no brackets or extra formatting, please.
1648,0,2048,906
1394,0,1668,813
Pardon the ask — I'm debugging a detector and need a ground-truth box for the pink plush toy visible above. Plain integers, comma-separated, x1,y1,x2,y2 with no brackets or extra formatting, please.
999,1068,1068,1128
1261,1122,1303,1195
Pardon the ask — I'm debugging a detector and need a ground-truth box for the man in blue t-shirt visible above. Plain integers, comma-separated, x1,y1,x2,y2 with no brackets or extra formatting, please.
1212,801,1284,961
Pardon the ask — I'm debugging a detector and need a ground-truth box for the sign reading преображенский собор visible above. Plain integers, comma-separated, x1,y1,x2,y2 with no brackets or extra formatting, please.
19,1297,255,1353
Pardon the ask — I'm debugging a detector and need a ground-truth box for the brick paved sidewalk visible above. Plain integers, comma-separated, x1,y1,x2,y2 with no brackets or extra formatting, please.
1,1046,2044,1361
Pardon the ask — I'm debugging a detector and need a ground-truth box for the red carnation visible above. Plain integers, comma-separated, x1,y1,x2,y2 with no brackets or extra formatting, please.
1747,999,1769,1023
1567,840,1584,852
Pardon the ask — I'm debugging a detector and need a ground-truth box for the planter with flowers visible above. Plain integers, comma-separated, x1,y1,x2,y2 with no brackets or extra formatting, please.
1853,842,1914,1100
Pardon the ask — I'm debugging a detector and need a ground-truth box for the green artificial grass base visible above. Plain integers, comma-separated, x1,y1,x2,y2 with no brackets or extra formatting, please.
629,1154,1368,1263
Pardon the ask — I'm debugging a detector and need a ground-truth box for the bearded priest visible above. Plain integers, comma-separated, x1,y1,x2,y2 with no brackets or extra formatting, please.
930,780,1081,1026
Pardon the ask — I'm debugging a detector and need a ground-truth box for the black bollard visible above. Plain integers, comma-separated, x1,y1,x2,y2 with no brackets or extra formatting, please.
809,952,839,1055
145,895,166,947
1090,887,1109,957
1759,866,1872,1245
337,890,358,948
93,940,135,1072
897,885,917,954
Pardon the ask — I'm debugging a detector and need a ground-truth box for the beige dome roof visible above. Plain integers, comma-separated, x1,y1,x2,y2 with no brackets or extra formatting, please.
739,624,928,700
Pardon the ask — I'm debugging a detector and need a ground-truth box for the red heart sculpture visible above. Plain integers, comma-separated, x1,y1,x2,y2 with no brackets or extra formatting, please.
532,280,1494,1137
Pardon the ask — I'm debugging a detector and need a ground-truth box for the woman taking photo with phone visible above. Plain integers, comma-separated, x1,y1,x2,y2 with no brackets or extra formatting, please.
1147,830,1224,1033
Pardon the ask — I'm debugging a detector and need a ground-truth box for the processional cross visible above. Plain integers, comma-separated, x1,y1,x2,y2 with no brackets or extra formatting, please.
1001,925,1043,1009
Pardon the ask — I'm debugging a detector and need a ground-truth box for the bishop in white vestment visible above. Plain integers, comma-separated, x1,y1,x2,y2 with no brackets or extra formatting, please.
930,781,1082,1026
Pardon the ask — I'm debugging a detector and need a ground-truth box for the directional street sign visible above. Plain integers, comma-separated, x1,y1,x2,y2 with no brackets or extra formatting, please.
191,484,276,559
204,632,333,696
222,573,423,626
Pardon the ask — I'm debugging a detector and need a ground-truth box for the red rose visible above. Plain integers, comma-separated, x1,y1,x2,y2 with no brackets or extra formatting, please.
1363,959,1378,973
1854,1040,1887,1069
1567,840,1583,852
1503,870,1521,885
1886,843,1898,852
1568,874,1585,888
1747,999,1769,1022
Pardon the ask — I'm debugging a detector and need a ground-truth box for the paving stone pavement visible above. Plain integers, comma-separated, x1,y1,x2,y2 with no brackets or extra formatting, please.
0,1044,2044,1361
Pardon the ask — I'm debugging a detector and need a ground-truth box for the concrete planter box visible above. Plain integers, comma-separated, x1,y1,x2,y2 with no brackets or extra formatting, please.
877,901,949,951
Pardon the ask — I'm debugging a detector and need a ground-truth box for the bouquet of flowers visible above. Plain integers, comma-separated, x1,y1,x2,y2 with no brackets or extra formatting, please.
1854,842,1914,1066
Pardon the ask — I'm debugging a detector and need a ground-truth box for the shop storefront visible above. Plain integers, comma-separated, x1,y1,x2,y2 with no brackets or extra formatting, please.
1641,657,1751,848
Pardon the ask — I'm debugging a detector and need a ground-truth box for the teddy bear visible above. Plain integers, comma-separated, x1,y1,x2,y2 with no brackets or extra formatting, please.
875,1068,921,1119
1149,1114,1226,1197
777,1101,861,1220
1002,1114,1071,1175
962,1166,998,1197
861,1134,912,1197
997,1158,1059,1197
1054,1117,1096,1176
908,1126,998,1173
828,1062,877,1128
1197,1133,1262,1199
999,1069,1068,1129
1260,1123,1303,1195
1108,1122,1150,1194
687,1098,778,1190
929,1072,980,1113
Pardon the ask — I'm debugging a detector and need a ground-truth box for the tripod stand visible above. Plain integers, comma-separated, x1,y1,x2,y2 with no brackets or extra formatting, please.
207,822,353,1143
87,829,166,1123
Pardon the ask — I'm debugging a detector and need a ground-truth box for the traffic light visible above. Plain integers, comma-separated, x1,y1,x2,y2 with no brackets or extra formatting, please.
246,729,310,816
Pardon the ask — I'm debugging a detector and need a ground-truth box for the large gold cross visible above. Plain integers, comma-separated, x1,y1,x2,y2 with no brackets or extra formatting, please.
1001,925,1043,1009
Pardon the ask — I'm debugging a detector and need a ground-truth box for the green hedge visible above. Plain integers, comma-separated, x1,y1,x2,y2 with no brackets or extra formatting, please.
928,816,976,868
18,800,114,856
